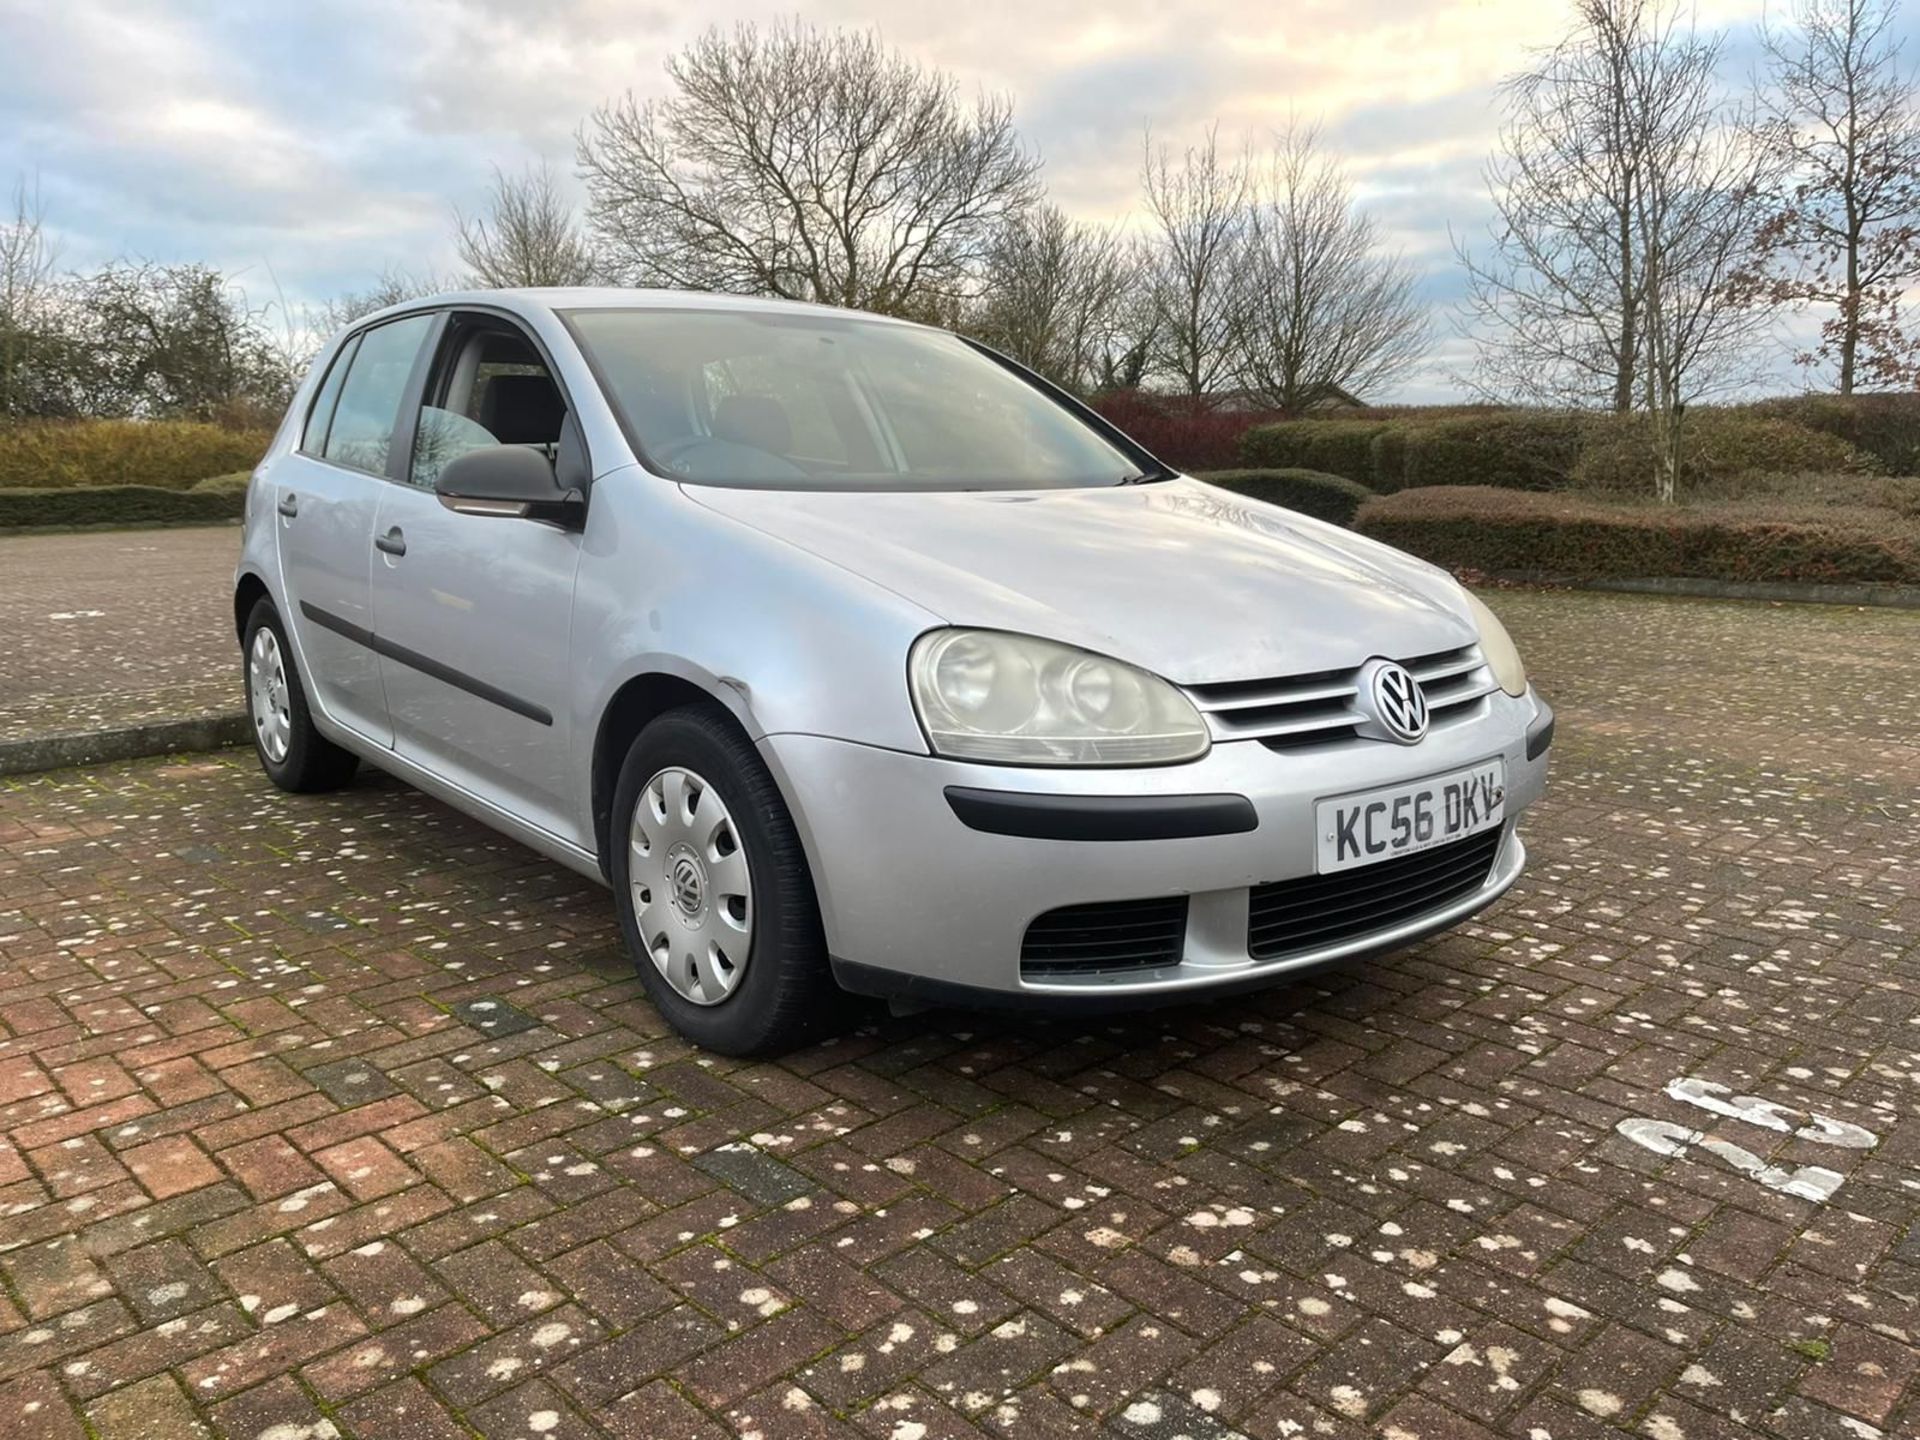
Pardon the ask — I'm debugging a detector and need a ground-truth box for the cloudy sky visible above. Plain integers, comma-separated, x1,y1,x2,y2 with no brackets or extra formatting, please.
0,0,1882,397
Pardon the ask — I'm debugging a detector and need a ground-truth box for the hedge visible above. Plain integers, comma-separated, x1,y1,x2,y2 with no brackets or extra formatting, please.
1237,407,1877,495
1091,392,1277,472
1572,411,1865,491
1237,420,1390,485
190,470,254,499
0,419,272,491
0,481,248,529
1367,425,1410,491
1355,485,1920,586
1740,393,1920,476
1395,413,1587,491
1196,468,1373,526
1701,468,1920,513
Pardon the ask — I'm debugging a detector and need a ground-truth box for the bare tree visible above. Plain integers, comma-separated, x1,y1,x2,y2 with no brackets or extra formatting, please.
456,162,600,289
317,267,447,333
1456,1,1656,410
1141,127,1247,397
1233,125,1427,412
577,22,1040,315
1459,0,1768,500
1622,8,1772,500
1743,0,1920,391
0,177,59,417
967,205,1136,393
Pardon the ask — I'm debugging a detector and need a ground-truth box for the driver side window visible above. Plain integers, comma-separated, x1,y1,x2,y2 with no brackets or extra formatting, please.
411,318,569,490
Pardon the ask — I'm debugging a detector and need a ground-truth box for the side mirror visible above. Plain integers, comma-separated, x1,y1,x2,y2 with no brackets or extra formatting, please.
436,446,585,528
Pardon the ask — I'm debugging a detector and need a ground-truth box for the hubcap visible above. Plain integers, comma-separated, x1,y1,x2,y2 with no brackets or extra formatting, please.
628,766,753,1005
248,627,292,764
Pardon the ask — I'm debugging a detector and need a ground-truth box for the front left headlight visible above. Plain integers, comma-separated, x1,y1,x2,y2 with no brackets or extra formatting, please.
909,629,1211,766
1464,592,1527,697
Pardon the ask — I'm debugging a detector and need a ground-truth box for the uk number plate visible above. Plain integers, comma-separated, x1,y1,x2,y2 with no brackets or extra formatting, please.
1314,759,1505,874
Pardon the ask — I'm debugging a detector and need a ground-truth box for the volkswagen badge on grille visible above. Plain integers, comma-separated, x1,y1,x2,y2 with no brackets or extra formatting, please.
1361,659,1429,743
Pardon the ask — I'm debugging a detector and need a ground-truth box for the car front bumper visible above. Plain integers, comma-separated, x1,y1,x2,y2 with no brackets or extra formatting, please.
759,687,1552,1006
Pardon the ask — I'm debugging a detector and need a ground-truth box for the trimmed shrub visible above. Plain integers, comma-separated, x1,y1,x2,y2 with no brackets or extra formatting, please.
1396,413,1588,491
1572,411,1867,492
1321,402,1508,423
1355,485,1920,586
1237,420,1390,485
1368,425,1410,491
190,470,255,498
1741,393,1920,476
1697,469,1920,515
1090,391,1276,472
1196,468,1374,526
0,482,247,529
0,419,272,491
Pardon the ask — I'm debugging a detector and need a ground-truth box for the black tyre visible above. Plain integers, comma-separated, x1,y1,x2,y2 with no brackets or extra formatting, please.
610,704,835,1055
242,596,359,793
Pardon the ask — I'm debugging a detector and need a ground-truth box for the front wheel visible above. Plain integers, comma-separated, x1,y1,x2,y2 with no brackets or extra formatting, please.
610,705,835,1055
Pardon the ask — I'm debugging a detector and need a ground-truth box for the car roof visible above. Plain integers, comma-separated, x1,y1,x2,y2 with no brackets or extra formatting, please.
353,286,926,331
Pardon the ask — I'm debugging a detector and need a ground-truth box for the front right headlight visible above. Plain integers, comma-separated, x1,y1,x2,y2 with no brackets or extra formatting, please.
1464,592,1527,697
909,629,1211,766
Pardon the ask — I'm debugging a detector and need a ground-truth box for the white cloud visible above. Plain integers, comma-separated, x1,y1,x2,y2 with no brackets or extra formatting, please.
0,0,1827,395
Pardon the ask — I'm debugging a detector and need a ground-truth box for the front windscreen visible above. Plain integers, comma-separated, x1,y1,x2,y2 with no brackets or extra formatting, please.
564,306,1148,491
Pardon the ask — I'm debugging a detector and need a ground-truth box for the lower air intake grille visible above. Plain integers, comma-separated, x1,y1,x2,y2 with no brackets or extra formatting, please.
1247,828,1503,960
1021,896,1189,977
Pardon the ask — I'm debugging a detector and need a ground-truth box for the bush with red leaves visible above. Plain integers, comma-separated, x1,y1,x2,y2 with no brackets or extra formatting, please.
1088,391,1282,473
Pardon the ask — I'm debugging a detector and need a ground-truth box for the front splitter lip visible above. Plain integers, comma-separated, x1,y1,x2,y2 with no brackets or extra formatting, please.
831,829,1527,1011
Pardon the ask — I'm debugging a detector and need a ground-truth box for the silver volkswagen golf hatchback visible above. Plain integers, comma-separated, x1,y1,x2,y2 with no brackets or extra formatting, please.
235,289,1553,1054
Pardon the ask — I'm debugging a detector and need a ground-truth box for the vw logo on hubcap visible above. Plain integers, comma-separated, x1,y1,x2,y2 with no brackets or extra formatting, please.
1363,659,1430,743
669,852,705,917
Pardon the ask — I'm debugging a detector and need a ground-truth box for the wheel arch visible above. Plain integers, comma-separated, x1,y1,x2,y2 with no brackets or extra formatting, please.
233,570,272,642
590,670,780,882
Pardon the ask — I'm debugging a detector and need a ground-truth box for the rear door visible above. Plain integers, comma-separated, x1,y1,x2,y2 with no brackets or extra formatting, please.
273,313,437,746
367,311,585,843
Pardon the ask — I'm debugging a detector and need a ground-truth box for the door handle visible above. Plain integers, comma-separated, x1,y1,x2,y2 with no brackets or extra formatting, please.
374,527,407,557
276,493,298,518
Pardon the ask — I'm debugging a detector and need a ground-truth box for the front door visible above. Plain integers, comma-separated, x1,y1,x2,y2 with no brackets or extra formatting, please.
368,313,584,843
274,313,437,745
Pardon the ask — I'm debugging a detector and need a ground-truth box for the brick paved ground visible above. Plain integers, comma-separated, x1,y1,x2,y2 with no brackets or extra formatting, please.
0,526,239,743
0,589,1915,1440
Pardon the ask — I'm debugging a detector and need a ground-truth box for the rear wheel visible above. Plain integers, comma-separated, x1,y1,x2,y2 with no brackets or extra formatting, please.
610,705,835,1055
243,597,359,793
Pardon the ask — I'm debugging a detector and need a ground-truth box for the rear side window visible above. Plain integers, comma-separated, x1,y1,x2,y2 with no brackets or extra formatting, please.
300,334,359,455
322,314,435,476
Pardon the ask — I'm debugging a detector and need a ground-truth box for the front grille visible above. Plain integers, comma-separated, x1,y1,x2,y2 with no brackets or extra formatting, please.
1020,896,1189,977
1184,645,1498,751
1247,828,1503,960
